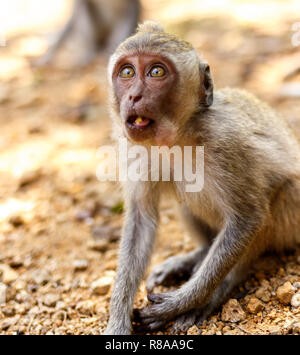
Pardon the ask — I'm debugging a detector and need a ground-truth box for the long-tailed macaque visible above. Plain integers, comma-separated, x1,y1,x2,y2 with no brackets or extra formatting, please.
104,21,300,334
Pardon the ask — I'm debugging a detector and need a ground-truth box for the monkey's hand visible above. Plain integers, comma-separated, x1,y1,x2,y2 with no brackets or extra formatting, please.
134,291,184,331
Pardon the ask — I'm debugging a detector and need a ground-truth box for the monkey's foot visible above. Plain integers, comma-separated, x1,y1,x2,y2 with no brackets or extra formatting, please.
134,291,222,333
146,252,201,292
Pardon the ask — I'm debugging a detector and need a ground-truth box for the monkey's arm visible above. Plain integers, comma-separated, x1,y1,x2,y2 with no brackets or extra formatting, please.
136,212,264,329
104,183,159,335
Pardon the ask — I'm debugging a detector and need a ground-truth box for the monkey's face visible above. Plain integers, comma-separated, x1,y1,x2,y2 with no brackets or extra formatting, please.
112,54,180,146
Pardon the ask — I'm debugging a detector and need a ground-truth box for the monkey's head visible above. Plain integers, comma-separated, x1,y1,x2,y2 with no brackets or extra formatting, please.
108,21,213,146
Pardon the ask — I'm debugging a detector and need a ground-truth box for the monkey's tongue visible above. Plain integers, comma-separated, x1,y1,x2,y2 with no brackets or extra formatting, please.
133,117,151,128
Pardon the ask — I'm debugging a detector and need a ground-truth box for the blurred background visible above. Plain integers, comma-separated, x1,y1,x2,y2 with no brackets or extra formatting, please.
0,0,299,335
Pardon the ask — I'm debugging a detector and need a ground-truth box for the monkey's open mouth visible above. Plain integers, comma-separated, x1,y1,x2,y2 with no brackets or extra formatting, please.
126,115,154,129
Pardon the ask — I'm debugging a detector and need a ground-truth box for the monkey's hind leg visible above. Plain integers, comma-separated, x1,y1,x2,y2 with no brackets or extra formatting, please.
146,247,209,292
171,260,250,333
146,207,217,292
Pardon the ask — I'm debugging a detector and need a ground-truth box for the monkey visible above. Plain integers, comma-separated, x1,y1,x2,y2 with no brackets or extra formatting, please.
103,21,300,335
34,0,140,67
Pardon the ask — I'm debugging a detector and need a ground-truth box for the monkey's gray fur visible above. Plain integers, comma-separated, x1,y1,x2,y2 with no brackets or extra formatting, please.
104,21,300,334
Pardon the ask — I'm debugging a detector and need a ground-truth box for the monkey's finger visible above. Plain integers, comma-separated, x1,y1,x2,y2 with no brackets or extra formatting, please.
133,307,159,322
146,271,167,292
147,293,165,303
135,320,166,332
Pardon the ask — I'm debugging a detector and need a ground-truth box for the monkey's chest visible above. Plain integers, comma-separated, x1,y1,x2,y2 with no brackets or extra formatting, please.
172,181,224,230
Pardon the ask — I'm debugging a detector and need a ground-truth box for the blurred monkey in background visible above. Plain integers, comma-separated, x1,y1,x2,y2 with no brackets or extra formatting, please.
34,0,141,67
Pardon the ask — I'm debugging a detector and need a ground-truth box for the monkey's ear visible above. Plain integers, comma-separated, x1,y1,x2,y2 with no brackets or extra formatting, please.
199,63,214,107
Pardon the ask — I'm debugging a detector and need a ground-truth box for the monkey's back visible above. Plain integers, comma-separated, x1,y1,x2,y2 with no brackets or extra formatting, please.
191,88,300,251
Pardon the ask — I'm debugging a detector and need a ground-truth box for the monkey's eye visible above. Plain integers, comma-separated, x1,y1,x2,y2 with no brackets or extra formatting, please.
149,66,166,78
119,66,135,78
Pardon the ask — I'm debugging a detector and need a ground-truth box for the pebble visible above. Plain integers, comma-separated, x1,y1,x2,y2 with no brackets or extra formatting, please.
268,325,281,335
31,269,51,285
187,325,200,335
91,276,113,295
2,306,16,317
0,317,18,331
0,282,7,304
8,214,25,227
246,297,264,314
87,239,109,252
73,259,89,271
221,299,246,323
293,282,300,289
276,282,295,305
76,300,96,316
255,287,271,303
18,169,41,188
43,293,60,307
92,225,120,243
289,321,300,334
286,263,300,276
0,264,19,284
290,292,300,308
9,256,23,269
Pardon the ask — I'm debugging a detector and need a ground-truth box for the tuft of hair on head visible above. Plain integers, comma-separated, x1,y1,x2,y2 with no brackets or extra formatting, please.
137,21,164,34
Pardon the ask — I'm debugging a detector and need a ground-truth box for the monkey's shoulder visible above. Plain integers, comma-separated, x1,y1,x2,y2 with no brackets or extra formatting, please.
197,87,295,145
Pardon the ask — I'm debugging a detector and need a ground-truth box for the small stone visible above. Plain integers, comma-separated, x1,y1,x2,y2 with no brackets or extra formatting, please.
73,259,89,271
18,169,41,188
247,297,265,314
87,239,109,252
291,292,300,308
0,317,18,330
276,282,295,305
289,321,300,334
9,256,23,269
0,282,7,304
255,287,271,303
187,325,200,335
31,269,51,285
8,214,24,227
43,293,60,307
286,263,300,276
76,300,96,316
0,83,10,104
293,282,300,289
221,299,246,323
75,210,93,222
92,225,120,242
91,276,113,295
268,325,281,335
2,306,16,317
0,264,19,284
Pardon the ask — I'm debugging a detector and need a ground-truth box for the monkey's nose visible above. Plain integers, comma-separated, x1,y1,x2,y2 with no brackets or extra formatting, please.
130,95,142,103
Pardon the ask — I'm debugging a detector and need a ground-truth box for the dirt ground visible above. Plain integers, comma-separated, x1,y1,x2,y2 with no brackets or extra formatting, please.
0,0,299,335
